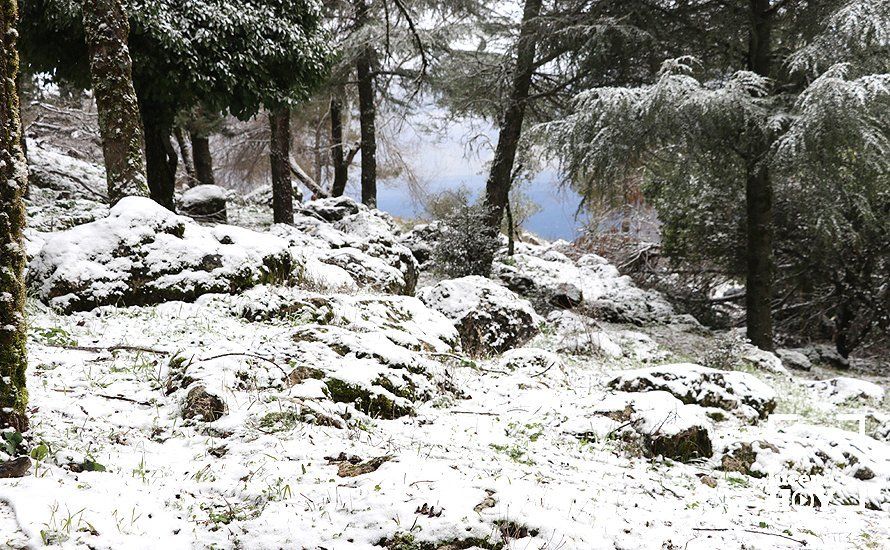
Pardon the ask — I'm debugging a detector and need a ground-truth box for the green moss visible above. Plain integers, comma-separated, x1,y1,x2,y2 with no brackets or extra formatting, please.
325,378,413,419
378,533,502,550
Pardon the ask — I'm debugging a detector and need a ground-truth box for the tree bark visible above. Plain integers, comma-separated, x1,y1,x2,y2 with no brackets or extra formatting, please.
190,131,215,186
482,0,542,232
330,93,349,197
0,0,30,433
138,95,177,211
174,126,197,187
355,0,377,207
744,0,774,351
82,0,148,205
269,107,293,224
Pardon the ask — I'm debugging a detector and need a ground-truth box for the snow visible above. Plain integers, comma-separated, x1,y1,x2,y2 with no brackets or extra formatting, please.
179,184,228,208
807,377,886,405
4,146,890,549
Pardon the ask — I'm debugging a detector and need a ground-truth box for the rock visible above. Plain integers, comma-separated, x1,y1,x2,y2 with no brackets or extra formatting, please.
776,348,812,371
399,221,442,265
492,250,679,322
741,346,789,375
418,276,540,356
803,345,851,370
180,184,228,223
806,377,885,405
273,200,419,295
182,385,227,422
0,457,31,479
547,310,622,357
29,197,294,312
565,391,713,462
499,348,563,373
329,454,392,477
608,363,777,420
298,195,361,222
699,475,718,488
719,426,890,509
720,440,780,477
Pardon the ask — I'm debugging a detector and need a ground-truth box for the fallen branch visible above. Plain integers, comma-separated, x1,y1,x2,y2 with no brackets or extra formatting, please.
196,352,289,378
288,156,329,199
48,344,170,355
691,527,806,545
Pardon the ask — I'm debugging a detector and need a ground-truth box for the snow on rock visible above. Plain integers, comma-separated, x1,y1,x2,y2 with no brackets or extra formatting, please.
492,249,681,324
179,184,228,223
25,141,110,232
233,286,459,353
776,348,813,371
564,391,713,462
29,197,294,312
720,424,890,511
399,221,442,265
806,377,886,405
272,198,419,295
546,310,623,357
201,287,462,419
741,345,790,375
608,363,777,420
418,275,540,356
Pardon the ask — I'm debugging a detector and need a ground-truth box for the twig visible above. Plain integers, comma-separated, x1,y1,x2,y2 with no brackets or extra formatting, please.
691,527,806,545
48,344,170,355
196,352,289,378
96,394,152,406
451,410,499,416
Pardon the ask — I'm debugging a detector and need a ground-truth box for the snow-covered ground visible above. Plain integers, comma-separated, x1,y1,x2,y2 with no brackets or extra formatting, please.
1,144,889,550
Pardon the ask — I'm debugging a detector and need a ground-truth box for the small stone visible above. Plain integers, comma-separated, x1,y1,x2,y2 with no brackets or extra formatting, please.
699,475,718,488
0,457,31,478
182,385,227,422
853,466,875,481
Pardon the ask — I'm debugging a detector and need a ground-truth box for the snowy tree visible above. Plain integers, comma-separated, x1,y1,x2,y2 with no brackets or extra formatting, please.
82,0,149,204
0,0,30,437
21,0,331,211
542,0,890,352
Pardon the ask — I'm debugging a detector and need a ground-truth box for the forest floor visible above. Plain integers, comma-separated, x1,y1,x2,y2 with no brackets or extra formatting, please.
1,143,889,550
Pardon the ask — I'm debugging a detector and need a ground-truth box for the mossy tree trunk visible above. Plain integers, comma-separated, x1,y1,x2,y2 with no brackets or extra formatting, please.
0,0,30,433
82,0,148,205
354,0,377,208
269,106,293,224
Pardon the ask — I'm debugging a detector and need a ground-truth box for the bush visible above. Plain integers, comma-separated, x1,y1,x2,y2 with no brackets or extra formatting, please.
431,191,500,278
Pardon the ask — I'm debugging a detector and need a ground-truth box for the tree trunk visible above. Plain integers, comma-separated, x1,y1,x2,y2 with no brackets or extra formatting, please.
138,95,177,211
190,131,215,186
0,0,29,433
82,0,148,205
743,0,774,351
269,107,293,224
482,0,542,232
355,0,377,207
330,94,349,197
174,126,197,187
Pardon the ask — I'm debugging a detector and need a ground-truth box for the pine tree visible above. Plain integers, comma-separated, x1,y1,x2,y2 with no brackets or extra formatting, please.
21,0,331,211
269,107,294,224
0,0,30,435
543,0,890,352
82,0,148,204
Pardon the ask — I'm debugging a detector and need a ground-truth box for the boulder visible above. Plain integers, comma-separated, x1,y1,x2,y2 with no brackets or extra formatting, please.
565,391,713,462
180,184,228,223
493,250,678,323
298,195,361,222
719,426,890,510
29,197,293,312
608,363,777,420
806,377,885,405
776,348,813,371
546,310,622,357
418,276,540,356
399,221,442,265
